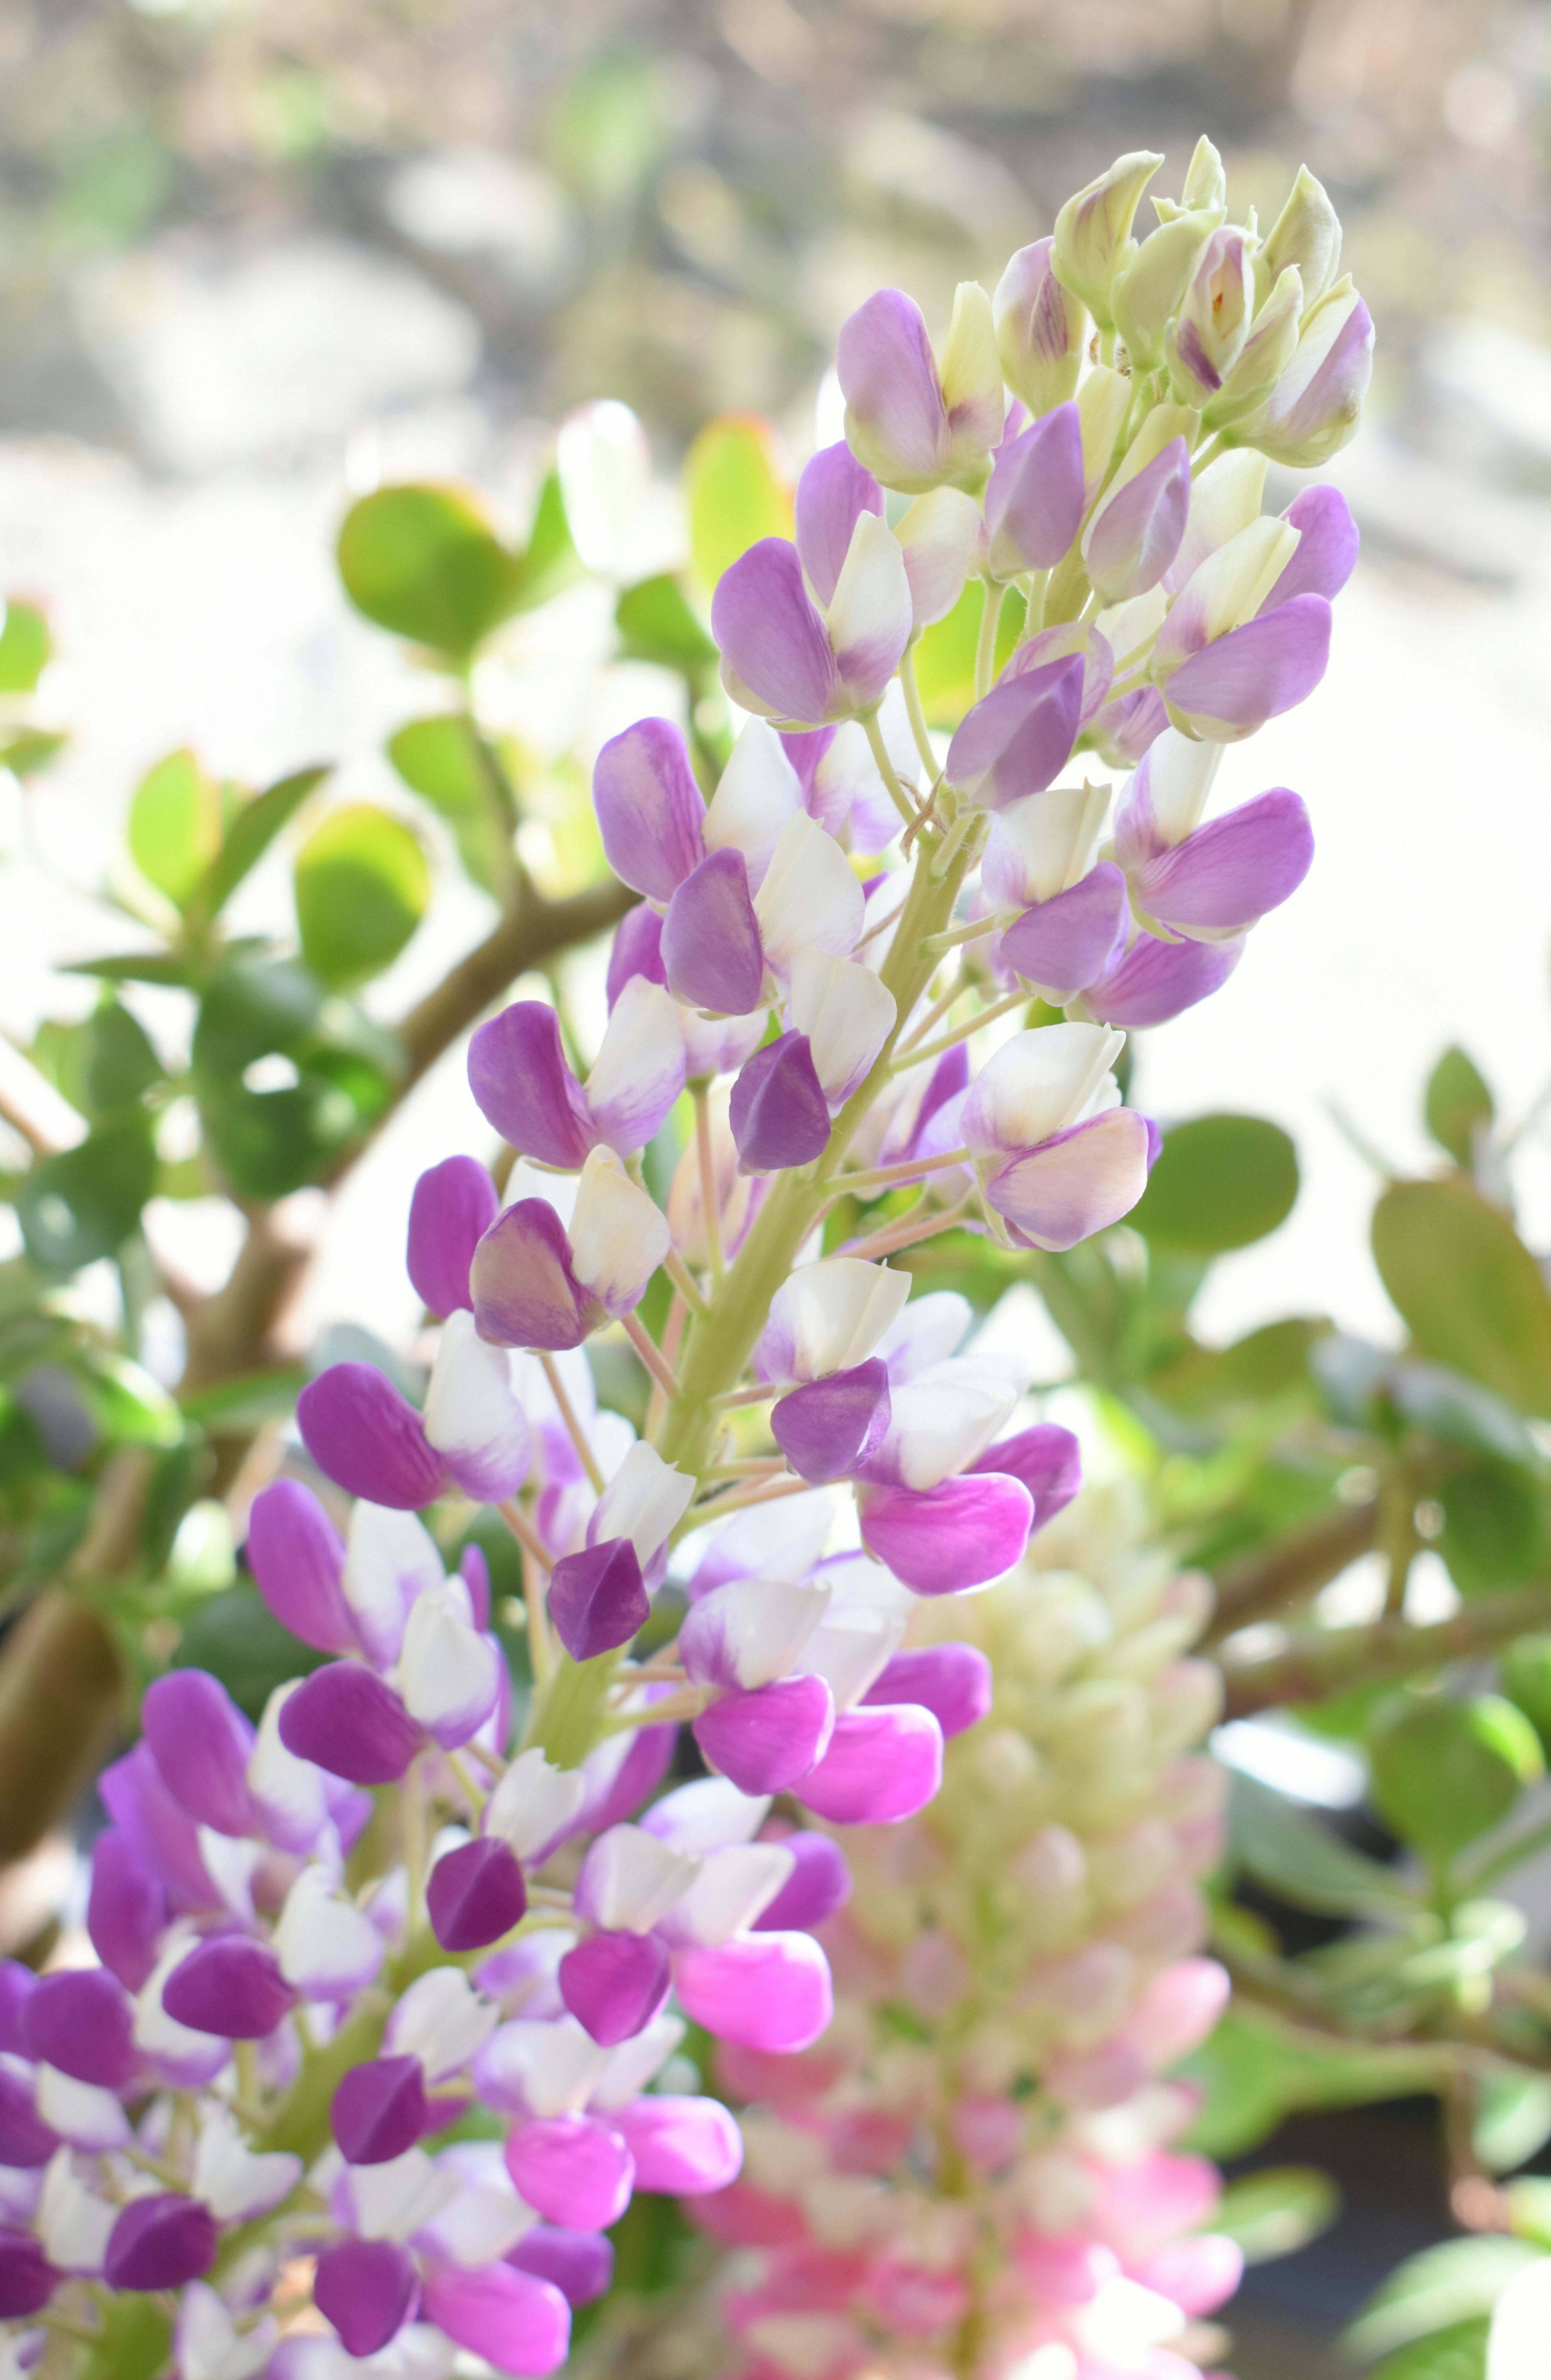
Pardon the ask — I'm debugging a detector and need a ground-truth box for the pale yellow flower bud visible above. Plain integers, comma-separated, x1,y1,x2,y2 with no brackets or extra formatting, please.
1052,150,1164,329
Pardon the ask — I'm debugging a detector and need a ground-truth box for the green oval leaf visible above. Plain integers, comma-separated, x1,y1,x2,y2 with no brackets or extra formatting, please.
0,598,51,694
1131,1113,1299,1253
192,957,322,1078
293,804,429,989
128,748,222,907
1499,1636,1551,1758
388,715,512,895
336,485,517,657
1425,1046,1494,1168
685,415,794,596
1439,1464,1547,1598
616,573,719,678
17,1123,158,1274
1368,1692,1544,1862
1211,2165,1339,2264
199,764,330,919
203,1081,360,1200
1373,1180,1551,1417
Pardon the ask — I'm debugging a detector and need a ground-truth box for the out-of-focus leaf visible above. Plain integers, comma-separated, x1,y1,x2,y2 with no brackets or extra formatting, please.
17,1123,158,1273
1211,2166,1339,2264
1147,1318,1322,1412
178,1369,306,1429
508,472,586,613
0,726,67,775
1506,2175,1551,2246
203,1081,360,1201
0,598,50,692
198,765,329,918
1131,1114,1299,1254
192,958,321,1077
173,1583,327,1720
63,953,202,988
1181,2006,1442,2159
78,2295,172,2380
1386,1364,1544,1471
1345,2239,1541,2363
336,484,517,658
685,415,794,595
1228,1770,1418,1917
1440,1464,1547,1598
1425,1046,1494,1168
88,1357,183,1448
911,580,1018,728
1368,1693,1543,1864
293,805,429,989
1311,1331,1392,1427
84,1001,163,1117
1373,1180,1551,1418
128,748,222,907
1501,1637,1551,1759
616,574,719,677
142,1439,202,1576
550,51,673,206
388,715,512,896
1368,2320,1488,2380
1474,2071,1551,2175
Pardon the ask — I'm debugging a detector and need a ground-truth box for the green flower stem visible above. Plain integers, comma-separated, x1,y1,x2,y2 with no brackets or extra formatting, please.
899,648,940,782
973,580,1000,700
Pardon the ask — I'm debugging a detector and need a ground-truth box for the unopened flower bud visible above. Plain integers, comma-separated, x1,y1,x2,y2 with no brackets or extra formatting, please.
1232,277,1374,467
1052,150,1164,329
1166,228,1254,404
1112,215,1213,372
1258,163,1342,311
1204,265,1304,431
994,240,1086,415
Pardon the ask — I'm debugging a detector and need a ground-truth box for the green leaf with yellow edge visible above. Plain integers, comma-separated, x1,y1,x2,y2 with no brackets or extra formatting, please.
293,804,429,989
1373,1179,1551,1417
128,748,222,907
685,415,794,596
0,599,50,693
337,484,517,659
1368,1692,1543,1863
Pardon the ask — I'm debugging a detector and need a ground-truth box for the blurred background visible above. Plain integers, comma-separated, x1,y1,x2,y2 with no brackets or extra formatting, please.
2,7,1550,2369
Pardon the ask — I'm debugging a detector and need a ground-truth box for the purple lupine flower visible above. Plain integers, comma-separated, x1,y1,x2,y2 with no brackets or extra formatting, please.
593,716,708,902
837,284,1004,494
999,864,1131,1003
1162,594,1332,742
103,2193,219,2291
946,656,1086,810
1259,484,1359,610
994,239,1086,415
1119,781,1314,942
428,1838,528,1953
1237,280,1374,465
469,985,686,1170
1166,228,1253,402
752,1831,852,1932
408,1154,500,1319
674,1932,834,2054
960,1023,1153,1252
984,403,1085,579
712,525,911,727
313,2237,421,2357
332,2055,429,2165
1077,925,1246,1029
864,1643,993,1738
1082,430,1192,603
729,1033,832,1174
471,1153,670,1351
795,442,885,606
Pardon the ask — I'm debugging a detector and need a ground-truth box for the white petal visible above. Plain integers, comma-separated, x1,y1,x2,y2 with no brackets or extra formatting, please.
197,1826,260,1919
274,1865,385,1997
642,1777,770,1854
981,783,1112,908
873,1290,971,1378
395,1581,500,1742
247,1681,333,1852
385,1967,498,2081
556,400,652,577
422,1311,530,1503
35,2066,130,2152
679,1485,838,1591
1165,449,1267,592
753,812,865,976
344,1503,444,1669
703,717,805,890
506,1160,580,1229
588,2013,686,2110
568,1145,670,1315
134,1938,231,2078
484,1748,587,1863
881,1358,1021,1490
478,2016,609,2118
962,1022,1125,1153
589,1440,696,1569
684,1578,832,1692
178,2281,278,2380
787,952,896,1107
347,2145,458,2243
939,280,1002,422
668,1844,797,1947
1127,729,1223,849
797,1606,905,1710
38,2149,118,2271
893,487,981,631
584,976,687,1155
193,2103,303,2221
1488,2256,1551,2380
763,1256,912,1383
414,2171,534,2267
574,1823,701,1934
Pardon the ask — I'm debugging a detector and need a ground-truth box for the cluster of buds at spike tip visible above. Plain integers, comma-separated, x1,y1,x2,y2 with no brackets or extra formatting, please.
0,135,1362,2377
690,1484,1237,2380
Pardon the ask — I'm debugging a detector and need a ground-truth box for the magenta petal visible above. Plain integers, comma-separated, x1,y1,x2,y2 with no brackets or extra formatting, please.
245,1477,357,1656
548,1537,649,1664
1084,930,1244,1029
985,404,1084,575
99,1743,220,1912
471,1202,599,1353
865,1645,992,1739
505,2114,635,2229
796,444,885,608
0,2228,58,2315
88,1829,168,1993
606,904,668,1008
662,848,765,1014
142,1670,256,1840
559,1930,672,2046
836,290,946,486
332,2055,428,2165
162,1937,296,2040
104,2195,218,2292
315,2238,420,2358
0,2069,59,2169
860,1473,1033,1593
1262,486,1359,610
593,718,706,902
984,1108,1153,1252
422,2261,572,2378
729,1033,831,1174
770,1359,891,1486
712,540,842,725
947,657,1084,810
1165,594,1331,734
279,1662,421,1785
506,2227,614,2309
1084,437,1190,600
408,1155,500,1319
612,2096,743,2195
1000,863,1130,995
429,1838,528,1953
674,1932,833,2053
0,1963,34,2057
693,1677,836,1794
751,1833,851,1932
297,1363,446,1510
794,1705,944,1825
468,1004,596,1168
23,1970,138,2088
1135,788,1313,936
971,1423,1082,1529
